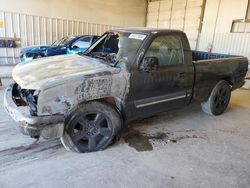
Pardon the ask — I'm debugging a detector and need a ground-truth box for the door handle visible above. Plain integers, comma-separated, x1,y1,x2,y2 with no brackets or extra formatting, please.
178,72,186,78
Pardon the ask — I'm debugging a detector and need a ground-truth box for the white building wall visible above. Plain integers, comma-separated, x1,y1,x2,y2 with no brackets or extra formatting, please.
0,0,147,64
197,0,250,60
0,0,147,27
146,0,205,49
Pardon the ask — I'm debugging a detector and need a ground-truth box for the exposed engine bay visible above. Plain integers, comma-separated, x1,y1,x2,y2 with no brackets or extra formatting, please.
12,83,38,116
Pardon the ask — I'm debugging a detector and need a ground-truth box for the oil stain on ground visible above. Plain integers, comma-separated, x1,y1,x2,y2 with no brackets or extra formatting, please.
123,129,205,152
123,129,153,152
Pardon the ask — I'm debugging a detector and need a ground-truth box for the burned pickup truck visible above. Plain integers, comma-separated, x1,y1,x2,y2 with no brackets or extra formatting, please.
4,28,248,153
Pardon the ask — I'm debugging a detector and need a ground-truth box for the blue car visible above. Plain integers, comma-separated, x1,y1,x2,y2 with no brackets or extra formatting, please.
20,35,99,62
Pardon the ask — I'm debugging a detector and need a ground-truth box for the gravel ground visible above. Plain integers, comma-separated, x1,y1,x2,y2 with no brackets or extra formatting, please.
0,78,250,188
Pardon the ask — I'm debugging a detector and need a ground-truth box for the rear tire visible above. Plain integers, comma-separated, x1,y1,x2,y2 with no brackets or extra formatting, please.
61,101,122,153
201,80,231,116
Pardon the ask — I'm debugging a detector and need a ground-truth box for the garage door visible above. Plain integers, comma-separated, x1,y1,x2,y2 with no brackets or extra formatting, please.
146,0,205,49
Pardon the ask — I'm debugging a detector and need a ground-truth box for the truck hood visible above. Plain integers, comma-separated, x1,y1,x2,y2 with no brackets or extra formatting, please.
12,54,114,90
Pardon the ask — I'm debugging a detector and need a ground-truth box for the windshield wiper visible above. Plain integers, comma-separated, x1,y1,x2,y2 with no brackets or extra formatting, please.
79,51,119,67
78,51,88,56
94,55,106,61
106,53,119,67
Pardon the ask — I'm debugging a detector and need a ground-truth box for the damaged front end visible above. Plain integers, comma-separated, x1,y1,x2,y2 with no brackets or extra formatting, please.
12,83,38,116
5,53,130,140
4,83,65,139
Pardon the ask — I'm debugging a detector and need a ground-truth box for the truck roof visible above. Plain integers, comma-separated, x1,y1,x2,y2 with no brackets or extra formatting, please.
110,27,185,35
71,34,99,38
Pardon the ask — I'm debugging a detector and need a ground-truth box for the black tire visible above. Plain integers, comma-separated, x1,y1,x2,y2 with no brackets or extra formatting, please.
61,101,122,153
201,80,231,116
33,54,43,59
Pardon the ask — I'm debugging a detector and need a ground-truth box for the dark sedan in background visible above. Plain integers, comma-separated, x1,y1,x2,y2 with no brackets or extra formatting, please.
20,35,99,62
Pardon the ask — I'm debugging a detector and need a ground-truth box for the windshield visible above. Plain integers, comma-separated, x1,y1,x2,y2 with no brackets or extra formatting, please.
85,31,146,66
52,36,76,47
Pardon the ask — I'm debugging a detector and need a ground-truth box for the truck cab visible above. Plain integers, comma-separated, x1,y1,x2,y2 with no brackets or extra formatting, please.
122,29,195,121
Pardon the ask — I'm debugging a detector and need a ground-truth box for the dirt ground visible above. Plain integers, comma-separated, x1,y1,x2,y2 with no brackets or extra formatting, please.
0,78,250,188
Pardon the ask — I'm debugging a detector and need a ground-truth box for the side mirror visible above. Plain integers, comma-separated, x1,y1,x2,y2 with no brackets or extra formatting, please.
71,45,79,50
140,56,159,73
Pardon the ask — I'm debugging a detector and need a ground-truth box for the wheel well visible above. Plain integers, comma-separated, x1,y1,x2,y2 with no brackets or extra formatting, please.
223,77,234,86
98,97,125,121
197,79,233,102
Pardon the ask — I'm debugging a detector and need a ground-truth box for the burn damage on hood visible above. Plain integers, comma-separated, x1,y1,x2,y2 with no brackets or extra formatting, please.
12,54,130,116
12,54,119,89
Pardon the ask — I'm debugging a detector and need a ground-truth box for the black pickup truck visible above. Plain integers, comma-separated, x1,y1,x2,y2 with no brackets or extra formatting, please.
4,28,249,153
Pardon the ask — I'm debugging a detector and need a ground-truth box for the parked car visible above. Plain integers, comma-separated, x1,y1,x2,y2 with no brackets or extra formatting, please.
19,35,99,62
4,28,248,153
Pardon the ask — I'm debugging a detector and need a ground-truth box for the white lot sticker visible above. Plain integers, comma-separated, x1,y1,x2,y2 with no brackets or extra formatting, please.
128,34,146,40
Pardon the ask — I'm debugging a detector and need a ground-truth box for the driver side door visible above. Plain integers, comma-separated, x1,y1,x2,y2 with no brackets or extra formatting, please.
125,34,193,120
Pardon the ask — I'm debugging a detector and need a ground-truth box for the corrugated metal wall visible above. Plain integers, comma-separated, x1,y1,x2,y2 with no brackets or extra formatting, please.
197,0,250,60
146,0,205,49
197,32,250,59
0,10,119,65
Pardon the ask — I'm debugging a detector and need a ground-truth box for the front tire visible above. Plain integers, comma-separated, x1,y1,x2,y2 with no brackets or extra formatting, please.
61,101,122,153
201,80,231,116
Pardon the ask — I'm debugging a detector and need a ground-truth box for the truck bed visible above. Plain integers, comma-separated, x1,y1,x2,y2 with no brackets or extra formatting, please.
192,51,238,61
191,51,249,101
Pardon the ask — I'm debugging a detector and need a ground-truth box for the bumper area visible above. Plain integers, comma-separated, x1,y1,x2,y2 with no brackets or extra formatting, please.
4,84,65,139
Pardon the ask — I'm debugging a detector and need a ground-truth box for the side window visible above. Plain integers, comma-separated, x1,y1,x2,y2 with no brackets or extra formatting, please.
72,37,91,48
145,35,183,66
79,36,91,42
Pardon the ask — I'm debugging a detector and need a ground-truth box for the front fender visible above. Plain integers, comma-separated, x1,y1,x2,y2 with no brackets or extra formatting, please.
37,69,130,116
